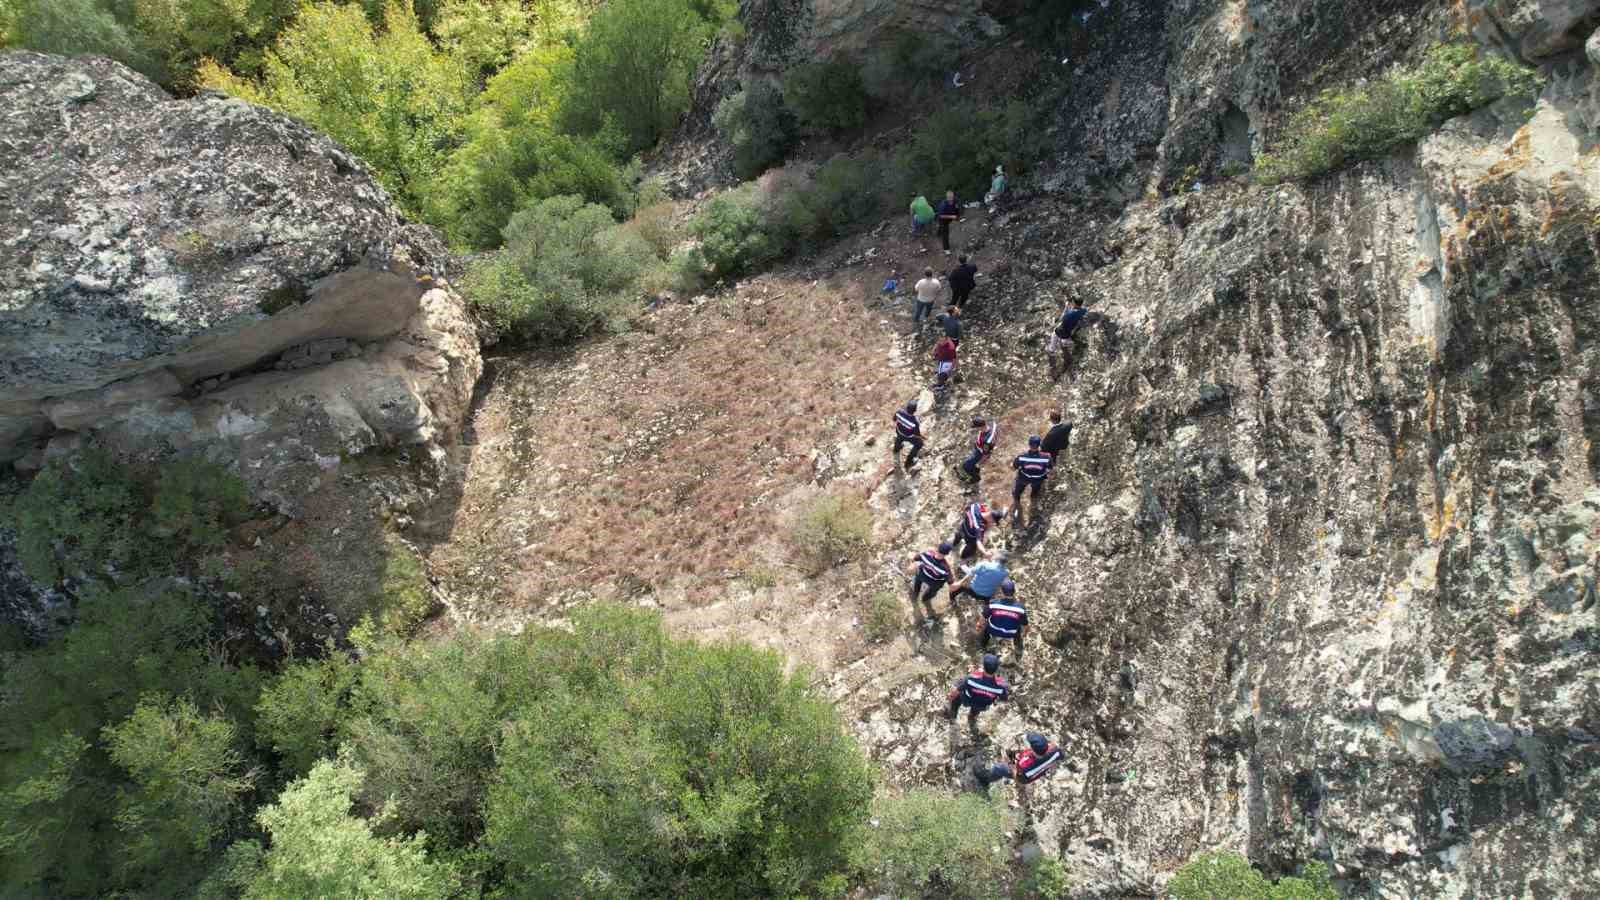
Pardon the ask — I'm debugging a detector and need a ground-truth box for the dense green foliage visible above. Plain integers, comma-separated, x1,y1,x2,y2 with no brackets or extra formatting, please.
9,449,248,585
462,192,671,344
854,789,1010,899
1169,851,1337,900
0,587,263,895
1255,43,1540,183
714,81,798,179
783,59,868,133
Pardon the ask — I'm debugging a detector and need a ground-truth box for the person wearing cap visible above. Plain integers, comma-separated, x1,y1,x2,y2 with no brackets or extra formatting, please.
908,541,955,617
1010,435,1054,522
957,414,997,483
949,549,1009,606
951,500,1006,560
892,399,924,469
974,732,1063,801
978,580,1027,657
945,653,1011,726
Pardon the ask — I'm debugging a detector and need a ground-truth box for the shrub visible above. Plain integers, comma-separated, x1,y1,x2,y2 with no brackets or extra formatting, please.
863,29,950,100
1026,855,1071,899
3,0,162,81
783,58,868,132
254,650,358,777
691,183,779,278
1168,851,1337,900
242,759,461,899
893,97,1042,202
793,493,874,574
854,789,1009,900
715,81,799,178
463,193,663,344
8,450,249,586
1254,43,1540,183
861,592,901,643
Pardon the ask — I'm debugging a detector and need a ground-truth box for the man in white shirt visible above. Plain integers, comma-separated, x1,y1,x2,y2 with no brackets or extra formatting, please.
913,267,942,325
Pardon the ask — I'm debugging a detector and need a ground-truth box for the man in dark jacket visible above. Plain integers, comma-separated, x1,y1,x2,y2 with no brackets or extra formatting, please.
1040,411,1073,460
948,255,978,309
1047,297,1086,377
939,305,962,346
936,190,961,254
892,399,923,470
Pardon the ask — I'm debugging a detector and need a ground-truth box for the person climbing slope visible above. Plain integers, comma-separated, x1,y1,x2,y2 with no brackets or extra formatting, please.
948,255,978,309
908,541,955,617
938,304,962,346
932,334,958,401
1010,435,1053,522
951,499,1007,560
910,194,936,238
978,580,1027,657
891,399,924,470
957,414,997,483
913,268,942,326
936,190,961,254
945,653,1011,727
974,732,1063,802
1040,410,1073,462
1047,297,1087,377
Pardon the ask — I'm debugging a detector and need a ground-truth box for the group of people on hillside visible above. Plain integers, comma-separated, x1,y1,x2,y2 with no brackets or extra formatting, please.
889,167,1088,804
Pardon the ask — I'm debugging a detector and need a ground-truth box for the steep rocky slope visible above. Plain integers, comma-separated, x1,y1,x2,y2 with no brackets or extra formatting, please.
424,0,1599,896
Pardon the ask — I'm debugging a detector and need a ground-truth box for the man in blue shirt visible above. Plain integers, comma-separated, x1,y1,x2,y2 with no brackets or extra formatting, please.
1048,297,1086,377
949,550,1009,605
945,653,1011,727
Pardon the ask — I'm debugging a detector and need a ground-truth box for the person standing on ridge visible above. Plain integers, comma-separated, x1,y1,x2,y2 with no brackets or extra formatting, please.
932,334,958,401
1010,435,1053,522
974,732,1063,802
936,190,961,254
948,255,978,310
913,267,942,326
1047,297,1087,377
892,399,924,470
910,194,936,238
958,414,997,483
978,580,1027,657
908,541,954,617
985,165,1007,212
945,652,1011,727
951,499,1006,560
1040,411,1073,462
949,550,1009,606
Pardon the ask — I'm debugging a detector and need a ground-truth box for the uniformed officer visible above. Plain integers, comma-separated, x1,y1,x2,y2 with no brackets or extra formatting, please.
979,580,1027,657
1010,435,1053,521
909,541,954,616
975,732,1063,803
957,415,998,483
951,500,1007,561
892,399,924,469
945,653,1011,726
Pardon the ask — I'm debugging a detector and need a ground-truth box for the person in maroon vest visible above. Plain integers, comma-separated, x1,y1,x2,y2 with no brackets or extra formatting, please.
974,732,1064,803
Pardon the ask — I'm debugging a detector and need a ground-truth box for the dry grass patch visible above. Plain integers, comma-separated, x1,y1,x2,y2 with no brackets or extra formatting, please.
793,492,874,575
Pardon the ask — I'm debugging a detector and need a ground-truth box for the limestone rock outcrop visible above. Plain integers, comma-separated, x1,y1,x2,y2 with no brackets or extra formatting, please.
0,51,481,509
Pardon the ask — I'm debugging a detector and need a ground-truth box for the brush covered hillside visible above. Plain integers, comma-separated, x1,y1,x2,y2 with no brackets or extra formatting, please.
3,0,1599,898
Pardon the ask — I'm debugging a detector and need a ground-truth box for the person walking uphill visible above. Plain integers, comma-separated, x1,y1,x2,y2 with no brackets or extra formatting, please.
931,334,958,400
913,268,942,325
1010,435,1053,522
948,255,978,309
946,653,1011,727
908,541,955,617
910,194,936,238
951,500,1007,560
1048,297,1087,377
936,190,961,254
1041,411,1072,461
939,305,962,347
957,414,996,483
974,732,1063,801
892,399,924,470
979,580,1027,657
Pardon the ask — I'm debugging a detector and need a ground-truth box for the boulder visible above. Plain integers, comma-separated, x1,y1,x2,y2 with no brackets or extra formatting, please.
0,51,481,508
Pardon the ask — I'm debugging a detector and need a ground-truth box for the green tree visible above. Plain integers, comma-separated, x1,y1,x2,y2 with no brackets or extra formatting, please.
3,0,163,81
1169,851,1336,900
853,789,1009,900
0,587,262,895
242,758,460,900
200,1,472,217
104,696,257,878
559,0,710,155
782,59,868,133
130,0,300,86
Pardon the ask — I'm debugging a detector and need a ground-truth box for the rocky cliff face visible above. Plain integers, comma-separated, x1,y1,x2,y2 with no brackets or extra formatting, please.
0,51,482,511
846,0,1598,895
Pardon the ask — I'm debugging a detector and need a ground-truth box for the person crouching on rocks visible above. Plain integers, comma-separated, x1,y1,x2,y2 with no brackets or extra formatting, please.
974,731,1062,804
